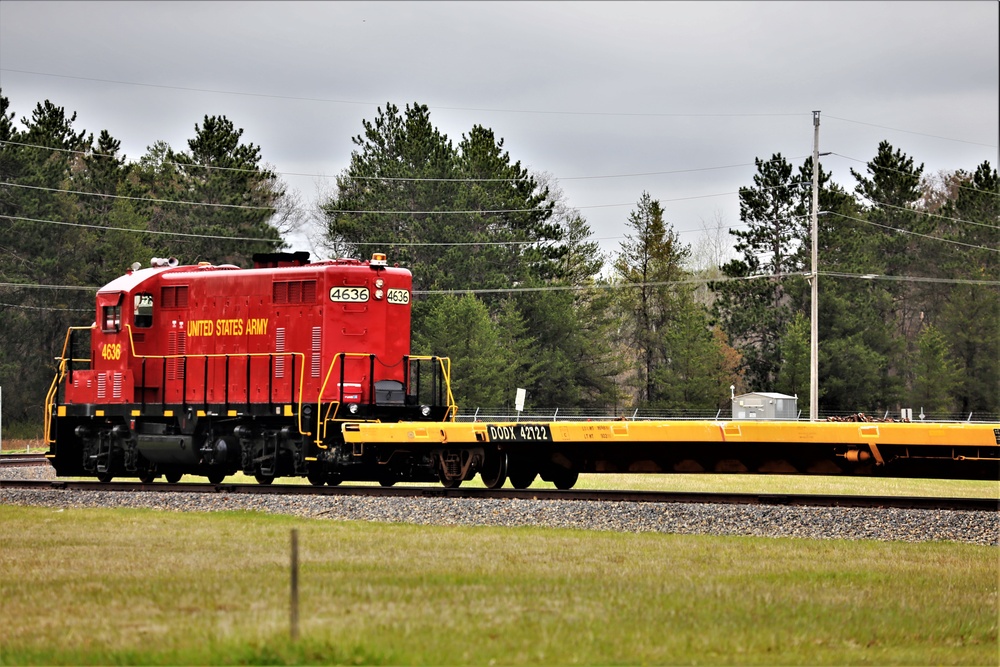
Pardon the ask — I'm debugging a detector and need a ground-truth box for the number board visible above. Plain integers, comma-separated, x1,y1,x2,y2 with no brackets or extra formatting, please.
386,288,410,305
329,286,370,303
486,423,553,442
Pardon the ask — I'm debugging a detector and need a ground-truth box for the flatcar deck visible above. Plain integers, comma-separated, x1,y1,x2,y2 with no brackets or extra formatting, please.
342,419,1000,480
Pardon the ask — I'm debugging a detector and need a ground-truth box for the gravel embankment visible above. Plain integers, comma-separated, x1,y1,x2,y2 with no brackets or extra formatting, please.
2,466,997,546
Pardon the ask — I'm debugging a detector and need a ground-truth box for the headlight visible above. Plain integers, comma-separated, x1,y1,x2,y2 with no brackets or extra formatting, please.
348,403,359,415
420,405,432,417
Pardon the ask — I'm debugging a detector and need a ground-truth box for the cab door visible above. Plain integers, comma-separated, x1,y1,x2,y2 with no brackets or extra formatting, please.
92,291,132,403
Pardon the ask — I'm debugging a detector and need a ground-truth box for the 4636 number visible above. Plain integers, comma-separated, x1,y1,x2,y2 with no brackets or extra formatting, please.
101,343,122,360
329,287,370,303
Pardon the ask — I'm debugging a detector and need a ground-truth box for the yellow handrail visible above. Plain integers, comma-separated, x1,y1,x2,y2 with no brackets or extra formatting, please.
122,325,313,436
44,326,95,444
313,353,459,445
45,324,459,446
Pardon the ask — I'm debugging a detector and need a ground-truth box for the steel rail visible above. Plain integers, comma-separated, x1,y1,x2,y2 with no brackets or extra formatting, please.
1,478,996,512
0,454,50,467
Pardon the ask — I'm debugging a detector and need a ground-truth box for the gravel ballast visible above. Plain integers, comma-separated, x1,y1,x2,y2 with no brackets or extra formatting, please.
2,466,997,546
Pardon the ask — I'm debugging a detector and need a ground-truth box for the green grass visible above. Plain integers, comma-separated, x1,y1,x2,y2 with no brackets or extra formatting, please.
0,505,996,665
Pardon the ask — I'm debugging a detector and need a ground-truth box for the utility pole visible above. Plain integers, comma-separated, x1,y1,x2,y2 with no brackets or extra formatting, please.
810,111,820,421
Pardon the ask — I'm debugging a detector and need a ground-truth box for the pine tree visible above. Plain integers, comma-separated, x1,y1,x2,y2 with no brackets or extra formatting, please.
614,192,691,405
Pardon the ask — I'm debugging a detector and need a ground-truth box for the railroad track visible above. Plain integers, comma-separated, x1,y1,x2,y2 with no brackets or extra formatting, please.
0,453,49,467
1,478,996,512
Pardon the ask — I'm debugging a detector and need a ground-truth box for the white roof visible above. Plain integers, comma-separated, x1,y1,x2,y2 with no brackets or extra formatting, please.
735,392,797,400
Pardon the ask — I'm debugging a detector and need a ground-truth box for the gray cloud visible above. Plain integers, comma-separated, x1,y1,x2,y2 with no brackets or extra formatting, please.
1,1,996,261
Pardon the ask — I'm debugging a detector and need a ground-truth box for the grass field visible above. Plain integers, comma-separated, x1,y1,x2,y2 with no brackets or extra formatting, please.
0,505,996,665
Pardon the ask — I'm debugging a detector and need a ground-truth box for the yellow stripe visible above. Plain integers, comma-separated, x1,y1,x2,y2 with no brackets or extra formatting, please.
341,420,1000,448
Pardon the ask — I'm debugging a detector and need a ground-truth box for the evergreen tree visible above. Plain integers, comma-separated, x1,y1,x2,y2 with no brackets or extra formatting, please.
411,294,534,408
613,192,691,405
324,102,456,273
0,99,95,426
652,301,738,412
776,311,809,404
712,154,807,391
911,324,961,416
935,161,1000,414
321,103,561,296
154,115,285,265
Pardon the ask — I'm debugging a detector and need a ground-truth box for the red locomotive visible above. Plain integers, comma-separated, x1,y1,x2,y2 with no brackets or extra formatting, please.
45,252,457,486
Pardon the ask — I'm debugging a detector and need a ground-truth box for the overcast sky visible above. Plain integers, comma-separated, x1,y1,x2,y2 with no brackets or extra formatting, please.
1,1,997,266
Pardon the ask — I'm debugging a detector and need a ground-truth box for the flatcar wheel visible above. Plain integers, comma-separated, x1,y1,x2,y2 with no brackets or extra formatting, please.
206,471,226,485
96,471,113,483
551,469,579,490
165,472,182,484
327,475,343,487
508,468,536,490
255,473,274,485
138,472,156,484
480,451,508,489
379,477,396,487
441,477,462,489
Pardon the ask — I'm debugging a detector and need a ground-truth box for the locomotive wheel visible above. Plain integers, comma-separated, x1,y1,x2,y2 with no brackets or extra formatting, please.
206,471,226,485
508,467,536,490
551,469,579,490
441,477,462,489
379,477,396,487
327,475,343,487
480,451,508,489
96,471,114,483
307,470,326,486
138,472,156,484
255,473,274,485
165,472,182,484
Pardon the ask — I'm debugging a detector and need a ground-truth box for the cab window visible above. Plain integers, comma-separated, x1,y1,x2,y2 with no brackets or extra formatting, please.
134,293,153,328
102,304,121,332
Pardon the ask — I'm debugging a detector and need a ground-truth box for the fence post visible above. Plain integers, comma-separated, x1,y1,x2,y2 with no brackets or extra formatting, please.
290,528,299,641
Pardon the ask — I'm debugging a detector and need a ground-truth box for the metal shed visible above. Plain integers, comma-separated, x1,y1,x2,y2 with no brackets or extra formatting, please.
731,392,798,420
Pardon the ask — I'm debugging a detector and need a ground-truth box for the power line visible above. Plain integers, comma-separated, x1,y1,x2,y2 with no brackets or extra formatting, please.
830,152,1000,198
3,268,995,302
824,115,998,149
0,282,96,291
824,211,1000,252
818,271,999,286
856,196,1000,230
1,214,280,241
0,301,93,312
0,139,807,184
0,182,275,211
0,68,808,119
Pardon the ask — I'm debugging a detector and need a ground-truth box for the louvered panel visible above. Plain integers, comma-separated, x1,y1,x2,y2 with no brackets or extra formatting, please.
167,331,187,380
273,282,288,304
311,326,321,378
112,372,122,399
97,373,106,400
275,327,285,378
161,286,176,308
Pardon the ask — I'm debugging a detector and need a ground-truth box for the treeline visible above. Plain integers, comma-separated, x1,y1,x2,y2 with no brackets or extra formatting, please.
0,95,996,430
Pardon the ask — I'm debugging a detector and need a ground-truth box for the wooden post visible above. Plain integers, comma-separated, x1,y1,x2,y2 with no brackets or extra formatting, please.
290,528,299,641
